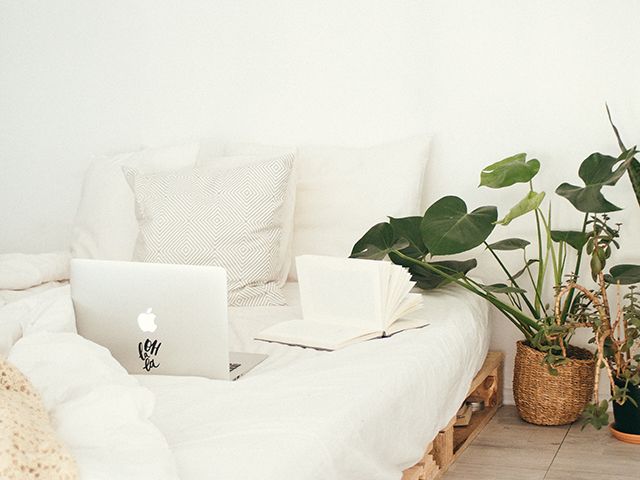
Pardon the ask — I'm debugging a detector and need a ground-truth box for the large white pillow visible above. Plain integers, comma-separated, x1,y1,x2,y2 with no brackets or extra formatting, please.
71,143,200,261
228,136,430,279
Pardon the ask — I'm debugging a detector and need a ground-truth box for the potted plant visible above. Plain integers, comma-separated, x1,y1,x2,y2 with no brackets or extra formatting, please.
559,109,640,441
554,216,640,440
351,125,638,425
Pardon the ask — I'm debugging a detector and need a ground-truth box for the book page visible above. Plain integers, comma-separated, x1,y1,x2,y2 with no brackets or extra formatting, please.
379,261,392,330
394,292,423,319
383,266,417,329
255,319,381,351
296,255,383,329
384,310,430,336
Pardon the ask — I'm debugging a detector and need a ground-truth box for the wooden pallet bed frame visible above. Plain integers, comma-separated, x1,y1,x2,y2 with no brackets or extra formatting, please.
402,351,505,480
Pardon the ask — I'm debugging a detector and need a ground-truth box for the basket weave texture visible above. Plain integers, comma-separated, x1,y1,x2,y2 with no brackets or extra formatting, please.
513,340,595,426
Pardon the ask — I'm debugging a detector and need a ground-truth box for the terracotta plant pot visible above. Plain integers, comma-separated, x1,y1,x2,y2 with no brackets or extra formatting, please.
513,341,595,425
609,424,640,444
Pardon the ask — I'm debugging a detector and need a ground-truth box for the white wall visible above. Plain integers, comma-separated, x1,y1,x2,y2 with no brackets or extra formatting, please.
421,1,640,403
2,0,639,402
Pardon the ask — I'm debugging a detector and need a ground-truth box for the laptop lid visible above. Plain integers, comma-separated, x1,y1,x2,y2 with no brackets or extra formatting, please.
70,259,229,379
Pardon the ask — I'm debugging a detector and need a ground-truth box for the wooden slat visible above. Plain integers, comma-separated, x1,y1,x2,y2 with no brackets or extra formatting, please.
466,351,504,396
401,465,423,480
452,402,499,454
432,419,454,468
402,351,505,480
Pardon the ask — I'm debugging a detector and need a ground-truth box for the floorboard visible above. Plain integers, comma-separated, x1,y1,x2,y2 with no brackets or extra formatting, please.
442,405,640,480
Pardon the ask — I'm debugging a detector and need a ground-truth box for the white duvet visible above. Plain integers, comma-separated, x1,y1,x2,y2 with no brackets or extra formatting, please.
3,280,489,480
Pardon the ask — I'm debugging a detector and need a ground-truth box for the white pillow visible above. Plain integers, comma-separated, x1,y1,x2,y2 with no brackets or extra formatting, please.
124,154,295,306
71,143,200,261
228,136,430,279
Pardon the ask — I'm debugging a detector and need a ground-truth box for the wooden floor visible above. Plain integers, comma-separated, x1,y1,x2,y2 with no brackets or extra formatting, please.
442,405,640,480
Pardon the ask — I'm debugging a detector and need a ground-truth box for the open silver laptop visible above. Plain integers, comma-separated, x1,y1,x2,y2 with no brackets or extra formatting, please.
70,259,267,380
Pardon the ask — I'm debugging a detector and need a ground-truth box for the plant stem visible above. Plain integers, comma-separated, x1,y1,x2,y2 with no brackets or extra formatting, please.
544,204,562,286
392,250,540,338
558,242,567,286
484,242,539,318
560,212,589,321
508,291,522,310
461,275,538,336
534,208,545,312
521,250,550,319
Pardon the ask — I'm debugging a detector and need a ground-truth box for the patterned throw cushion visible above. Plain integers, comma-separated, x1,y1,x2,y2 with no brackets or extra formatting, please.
0,359,78,480
124,154,294,306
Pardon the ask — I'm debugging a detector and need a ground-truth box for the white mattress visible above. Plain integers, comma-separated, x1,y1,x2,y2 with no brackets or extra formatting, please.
138,282,490,480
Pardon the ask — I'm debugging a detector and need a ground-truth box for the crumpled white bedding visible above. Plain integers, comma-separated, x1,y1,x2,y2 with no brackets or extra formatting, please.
0,251,70,311
2,259,489,480
0,251,70,291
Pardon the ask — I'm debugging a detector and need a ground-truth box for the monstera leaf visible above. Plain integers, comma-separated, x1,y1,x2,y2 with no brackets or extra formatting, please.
349,212,481,292
404,258,478,290
350,222,406,259
421,196,497,255
480,283,527,294
389,216,428,258
550,230,590,251
604,264,640,285
479,153,540,189
486,238,530,251
555,152,631,213
496,191,545,225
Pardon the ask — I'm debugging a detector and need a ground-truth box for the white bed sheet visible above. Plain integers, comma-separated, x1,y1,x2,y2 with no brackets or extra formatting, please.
138,282,490,480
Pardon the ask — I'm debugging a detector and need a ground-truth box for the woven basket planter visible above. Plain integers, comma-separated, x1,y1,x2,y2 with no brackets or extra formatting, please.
513,341,595,426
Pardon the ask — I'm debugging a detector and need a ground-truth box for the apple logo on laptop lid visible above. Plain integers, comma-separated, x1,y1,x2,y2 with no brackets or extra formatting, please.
137,307,158,333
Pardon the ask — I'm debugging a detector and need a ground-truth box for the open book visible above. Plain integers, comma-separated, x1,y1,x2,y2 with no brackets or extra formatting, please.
255,255,426,350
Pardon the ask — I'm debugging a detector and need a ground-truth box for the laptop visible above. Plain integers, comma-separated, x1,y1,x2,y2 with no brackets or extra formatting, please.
70,259,267,380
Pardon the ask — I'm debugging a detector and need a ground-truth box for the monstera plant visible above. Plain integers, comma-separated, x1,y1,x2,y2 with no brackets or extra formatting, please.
351,111,640,425
353,150,631,361
353,142,637,360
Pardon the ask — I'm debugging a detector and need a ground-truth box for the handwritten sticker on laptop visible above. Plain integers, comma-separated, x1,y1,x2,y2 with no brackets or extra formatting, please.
138,338,162,371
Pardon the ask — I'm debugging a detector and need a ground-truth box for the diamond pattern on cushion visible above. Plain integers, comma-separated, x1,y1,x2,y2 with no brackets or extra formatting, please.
124,154,294,306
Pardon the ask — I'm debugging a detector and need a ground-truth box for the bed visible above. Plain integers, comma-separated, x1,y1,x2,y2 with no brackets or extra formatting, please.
1,136,491,479
2,273,489,480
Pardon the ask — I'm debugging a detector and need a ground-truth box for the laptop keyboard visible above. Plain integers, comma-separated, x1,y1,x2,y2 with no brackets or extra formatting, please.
229,363,241,372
